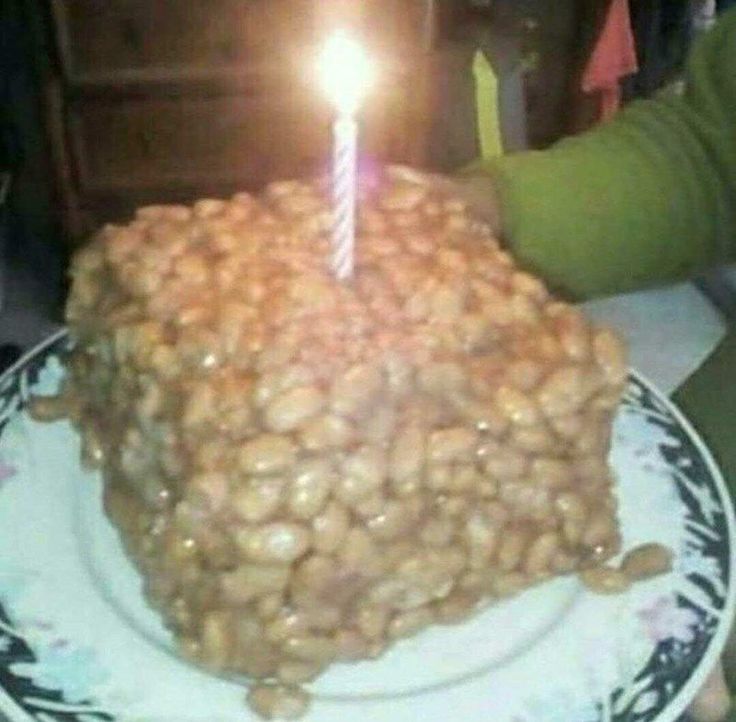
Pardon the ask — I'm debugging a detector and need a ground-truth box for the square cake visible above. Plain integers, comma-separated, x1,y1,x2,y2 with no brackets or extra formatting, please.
38,167,643,718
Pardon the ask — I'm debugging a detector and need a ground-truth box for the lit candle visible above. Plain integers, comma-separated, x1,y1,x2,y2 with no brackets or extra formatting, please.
318,32,374,281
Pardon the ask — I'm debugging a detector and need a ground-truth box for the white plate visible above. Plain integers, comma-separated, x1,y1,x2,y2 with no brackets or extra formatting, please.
0,331,733,722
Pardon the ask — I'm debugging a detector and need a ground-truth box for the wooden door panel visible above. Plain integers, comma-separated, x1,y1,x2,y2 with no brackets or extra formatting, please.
52,0,432,80
52,0,317,77
68,90,415,195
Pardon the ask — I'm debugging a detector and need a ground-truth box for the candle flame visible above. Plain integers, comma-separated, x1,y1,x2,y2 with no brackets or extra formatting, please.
318,31,374,116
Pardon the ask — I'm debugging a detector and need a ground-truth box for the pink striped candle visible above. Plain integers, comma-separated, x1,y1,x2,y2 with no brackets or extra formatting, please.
318,32,374,281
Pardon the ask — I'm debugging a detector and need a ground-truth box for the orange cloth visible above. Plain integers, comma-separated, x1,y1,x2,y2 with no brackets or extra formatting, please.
582,0,639,121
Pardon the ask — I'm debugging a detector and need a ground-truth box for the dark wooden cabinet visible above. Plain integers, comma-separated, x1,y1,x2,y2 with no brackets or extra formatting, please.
52,0,433,75
40,0,590,243
46,0,440,242
53,1,318,75
67,86,414,195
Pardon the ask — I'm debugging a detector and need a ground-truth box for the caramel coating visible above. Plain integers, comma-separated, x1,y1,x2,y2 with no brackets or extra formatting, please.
54,166,629,719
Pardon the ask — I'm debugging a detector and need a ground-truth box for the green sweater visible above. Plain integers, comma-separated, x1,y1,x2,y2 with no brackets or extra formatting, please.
490,9,736,297
472,10,736,500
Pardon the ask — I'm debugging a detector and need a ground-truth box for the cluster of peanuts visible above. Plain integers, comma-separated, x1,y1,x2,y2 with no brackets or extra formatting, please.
34,166,670,719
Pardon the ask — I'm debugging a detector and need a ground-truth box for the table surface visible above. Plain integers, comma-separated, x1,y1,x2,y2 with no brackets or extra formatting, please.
582,280,726,396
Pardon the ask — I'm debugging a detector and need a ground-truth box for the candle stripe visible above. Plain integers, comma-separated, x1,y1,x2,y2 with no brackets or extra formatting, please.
332,116,358,281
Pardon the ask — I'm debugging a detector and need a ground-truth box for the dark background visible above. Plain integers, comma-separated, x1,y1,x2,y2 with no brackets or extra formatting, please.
0,0,706,353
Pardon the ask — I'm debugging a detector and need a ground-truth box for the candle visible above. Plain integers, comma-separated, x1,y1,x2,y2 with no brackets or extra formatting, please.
317,32,374,281
332,114,358,280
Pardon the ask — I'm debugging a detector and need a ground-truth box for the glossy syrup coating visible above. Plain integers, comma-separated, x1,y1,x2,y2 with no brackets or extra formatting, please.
54,166,629,717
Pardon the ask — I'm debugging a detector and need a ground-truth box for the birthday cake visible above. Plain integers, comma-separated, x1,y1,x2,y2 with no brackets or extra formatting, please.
33,167,671,719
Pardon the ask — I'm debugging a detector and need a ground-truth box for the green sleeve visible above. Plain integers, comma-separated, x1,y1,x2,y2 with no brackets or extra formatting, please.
674,329,736,490
468,9,736,300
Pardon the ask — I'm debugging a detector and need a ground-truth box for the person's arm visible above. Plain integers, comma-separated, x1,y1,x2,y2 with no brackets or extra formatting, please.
456,18,736,720
462,9,736,300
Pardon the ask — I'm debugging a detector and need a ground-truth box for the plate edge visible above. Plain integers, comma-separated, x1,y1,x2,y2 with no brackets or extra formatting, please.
629,367,736,722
